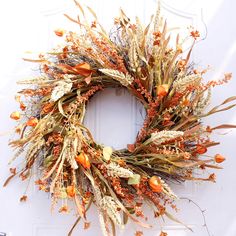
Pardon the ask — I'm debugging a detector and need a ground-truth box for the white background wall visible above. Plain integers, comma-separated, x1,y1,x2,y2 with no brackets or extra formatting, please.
0,0,236,236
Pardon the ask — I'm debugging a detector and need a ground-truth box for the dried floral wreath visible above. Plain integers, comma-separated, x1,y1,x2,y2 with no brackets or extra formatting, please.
5,1,236,236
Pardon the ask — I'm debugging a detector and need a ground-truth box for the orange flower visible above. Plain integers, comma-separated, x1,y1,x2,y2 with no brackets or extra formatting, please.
54,29,65,37
149,176,163,193
66,185,76,198
10,111,21,120
26,117,38,127
75,152,91,169
214,154,226,163
157,84,169,97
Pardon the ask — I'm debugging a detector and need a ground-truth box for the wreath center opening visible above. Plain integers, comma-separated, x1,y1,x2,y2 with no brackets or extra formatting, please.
84,87,145,150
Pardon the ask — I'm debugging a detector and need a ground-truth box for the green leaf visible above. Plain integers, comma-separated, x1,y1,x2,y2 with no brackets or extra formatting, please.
102,146,113,161
43,155,53,167
128,174,140,185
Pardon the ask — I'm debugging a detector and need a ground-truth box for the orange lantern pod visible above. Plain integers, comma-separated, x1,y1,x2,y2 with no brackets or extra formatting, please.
149,176,163,193
157,84,169,97
75,152,91,169
26,117,39,127
195,144,207,154
214,154,226,163
10,111,21,120
66,185,76,198
54,29,65,37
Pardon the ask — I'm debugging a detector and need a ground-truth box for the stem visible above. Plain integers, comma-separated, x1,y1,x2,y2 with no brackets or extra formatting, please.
180,197,211,236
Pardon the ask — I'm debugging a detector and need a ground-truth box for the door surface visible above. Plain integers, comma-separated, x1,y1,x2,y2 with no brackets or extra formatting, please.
1,0,236,236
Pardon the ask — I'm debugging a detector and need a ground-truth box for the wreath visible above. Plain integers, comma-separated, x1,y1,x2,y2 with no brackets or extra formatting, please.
5,1,236,236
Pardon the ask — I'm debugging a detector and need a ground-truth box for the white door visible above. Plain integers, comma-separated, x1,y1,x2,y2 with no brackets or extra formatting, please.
1,0,236,236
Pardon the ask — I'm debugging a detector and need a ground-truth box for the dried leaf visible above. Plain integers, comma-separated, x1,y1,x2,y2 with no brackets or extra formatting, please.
165,211,193,232
102,146,113,161
128,174,141,185
3,174,16,187
211,124,236,130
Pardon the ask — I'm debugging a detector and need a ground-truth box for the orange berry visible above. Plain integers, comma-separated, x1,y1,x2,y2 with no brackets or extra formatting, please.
10,111,21,120
75,152,91,169
214,154,226,163
149,176,163,193
26,117,38,127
